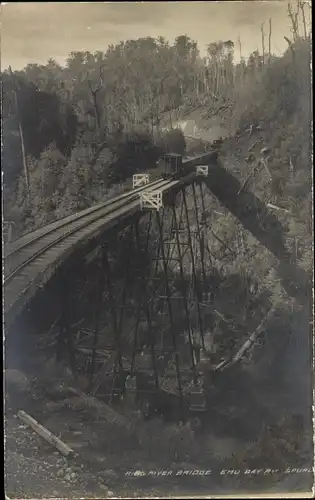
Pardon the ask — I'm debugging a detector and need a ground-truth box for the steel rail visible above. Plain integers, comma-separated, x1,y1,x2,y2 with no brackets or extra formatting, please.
4,179,169,285
5,153,212,261
4,162,207,325
5,178,164,259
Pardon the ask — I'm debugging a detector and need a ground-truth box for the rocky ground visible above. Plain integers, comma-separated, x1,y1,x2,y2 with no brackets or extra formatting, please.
5,381,122,499
5,412,115,499
5,332,313,500
4,118,313,497
4,397,220,499
4,364,221,499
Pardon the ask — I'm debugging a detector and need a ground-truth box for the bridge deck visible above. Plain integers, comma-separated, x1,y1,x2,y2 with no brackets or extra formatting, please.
4,173,197,328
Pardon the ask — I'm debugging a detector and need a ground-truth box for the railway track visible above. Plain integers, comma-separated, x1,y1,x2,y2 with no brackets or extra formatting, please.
3,177,182,324
4,151,215,279
4,178,165,283
4,150,216,324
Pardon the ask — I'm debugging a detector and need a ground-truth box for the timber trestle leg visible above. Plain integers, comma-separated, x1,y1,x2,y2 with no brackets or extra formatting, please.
56,269,77,381
182,187,206,350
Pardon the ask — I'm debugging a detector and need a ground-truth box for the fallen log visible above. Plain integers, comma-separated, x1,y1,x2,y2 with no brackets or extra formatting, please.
17,410,74,457
218,308,276,372
261,158,272,181
237,160,263,195
247,137,262,152
76,347,111,357
213,359,229,372
267,203,290,213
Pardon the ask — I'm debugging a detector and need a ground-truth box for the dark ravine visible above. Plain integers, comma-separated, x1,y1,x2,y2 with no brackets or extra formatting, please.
204,161,310,303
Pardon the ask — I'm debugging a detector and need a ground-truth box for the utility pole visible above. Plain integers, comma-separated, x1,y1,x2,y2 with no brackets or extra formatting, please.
9,66,29,190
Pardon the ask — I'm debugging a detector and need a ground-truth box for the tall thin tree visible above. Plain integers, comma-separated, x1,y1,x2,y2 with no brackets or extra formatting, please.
300,1,308,40
268,18,272,63
9,66,29,190
261,23,266,67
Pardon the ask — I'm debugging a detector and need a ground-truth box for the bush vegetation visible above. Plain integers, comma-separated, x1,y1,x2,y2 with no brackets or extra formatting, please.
2,2,309,242
3,0,312,482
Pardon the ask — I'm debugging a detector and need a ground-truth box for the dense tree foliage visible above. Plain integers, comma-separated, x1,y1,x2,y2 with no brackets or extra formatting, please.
2,33,260,189
2,74,78,185
3,1,312,480
2,3,311,287
1,33,237,226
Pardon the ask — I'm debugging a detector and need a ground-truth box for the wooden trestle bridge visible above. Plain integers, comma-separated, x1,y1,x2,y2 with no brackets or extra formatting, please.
3,152,306,420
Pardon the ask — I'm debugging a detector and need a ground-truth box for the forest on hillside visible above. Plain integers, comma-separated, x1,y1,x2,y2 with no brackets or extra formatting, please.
1,2,312,294
2,0,310,242
2,0,312,316
3,1,313,494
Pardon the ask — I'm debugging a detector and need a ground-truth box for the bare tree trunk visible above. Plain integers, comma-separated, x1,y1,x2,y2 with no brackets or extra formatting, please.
155,114,161,135
203,66,209,94
215,62,219,92
287,2,300,42
9,66,29,191
150,115,154,137
284,36,297,68
268,18,272,63
261,23,266,67
87,66,104,134
169,109,173,129
237,36,243,60
237,37,245,86
294,1,301,39
91,90,101,131
300,1,308,39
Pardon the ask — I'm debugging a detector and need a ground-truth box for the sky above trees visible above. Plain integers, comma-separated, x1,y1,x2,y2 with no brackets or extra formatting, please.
1,0,308,70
